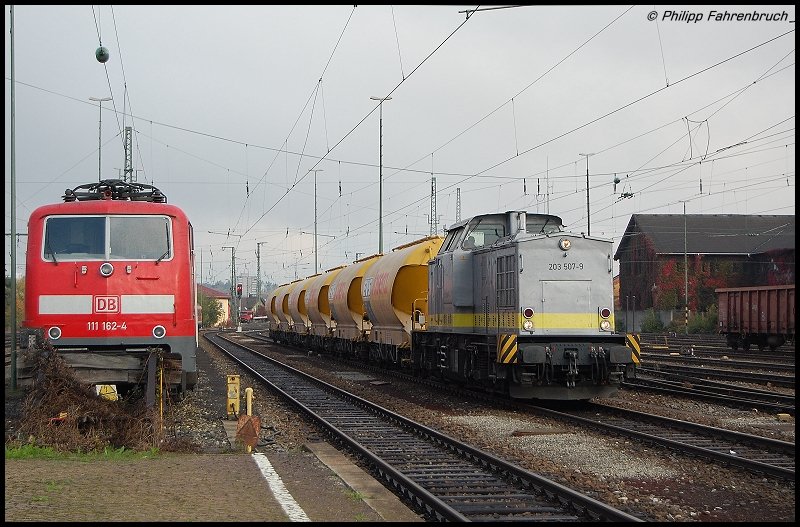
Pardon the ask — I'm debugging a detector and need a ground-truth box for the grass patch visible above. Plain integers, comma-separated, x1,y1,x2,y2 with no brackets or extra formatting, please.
346,489,365,501
5,443,161,461
45,479,70,492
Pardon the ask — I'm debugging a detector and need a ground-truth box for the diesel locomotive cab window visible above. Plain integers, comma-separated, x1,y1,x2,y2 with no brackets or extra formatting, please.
441,228,462,252
464,220,506,249
526,216,563,234
43,215,172,261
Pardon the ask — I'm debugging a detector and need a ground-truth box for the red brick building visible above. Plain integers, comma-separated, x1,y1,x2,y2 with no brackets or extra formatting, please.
614,214,795,313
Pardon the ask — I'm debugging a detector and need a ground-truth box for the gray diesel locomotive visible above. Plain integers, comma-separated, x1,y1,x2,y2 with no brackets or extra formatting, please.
267,210,637,400
415,210,635,400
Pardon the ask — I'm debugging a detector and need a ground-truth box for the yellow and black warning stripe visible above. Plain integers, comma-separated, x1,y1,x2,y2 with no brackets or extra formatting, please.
497,333,519,364
625,333,641,365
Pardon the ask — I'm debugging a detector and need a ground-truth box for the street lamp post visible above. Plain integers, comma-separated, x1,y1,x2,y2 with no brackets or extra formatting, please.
370,96,392,253
579,152,595,236
89,96,112,182
310,169,324,274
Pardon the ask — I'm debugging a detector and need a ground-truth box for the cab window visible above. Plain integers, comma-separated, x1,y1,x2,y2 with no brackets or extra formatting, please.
43,215,172,261
43,216,105,260
463,220,506,249
440,227,464,252
526,215,563,234
110,216,171,260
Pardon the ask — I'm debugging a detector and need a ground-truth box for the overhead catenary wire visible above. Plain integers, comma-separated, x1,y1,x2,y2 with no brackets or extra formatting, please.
345,31,795,244
237,6,478,244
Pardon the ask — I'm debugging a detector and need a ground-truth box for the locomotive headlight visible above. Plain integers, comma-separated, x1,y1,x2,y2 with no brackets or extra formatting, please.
99,262,114,277
153,325,167,339
522,307,534,331
558,238,571,251
599,307,612,331
48,326,62,340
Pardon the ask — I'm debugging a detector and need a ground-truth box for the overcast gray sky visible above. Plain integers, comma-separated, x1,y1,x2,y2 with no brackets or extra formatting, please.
5,5,796,287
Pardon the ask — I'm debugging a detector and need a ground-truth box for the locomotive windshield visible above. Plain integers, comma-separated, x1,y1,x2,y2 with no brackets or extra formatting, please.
463,218,506,250
526,215,563,234
440,228,463,252
43,215,172,262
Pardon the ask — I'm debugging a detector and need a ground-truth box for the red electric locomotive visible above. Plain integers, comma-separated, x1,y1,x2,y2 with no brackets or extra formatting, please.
20,180,199,395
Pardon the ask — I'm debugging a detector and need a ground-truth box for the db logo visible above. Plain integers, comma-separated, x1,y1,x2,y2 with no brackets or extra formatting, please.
95,296,120,313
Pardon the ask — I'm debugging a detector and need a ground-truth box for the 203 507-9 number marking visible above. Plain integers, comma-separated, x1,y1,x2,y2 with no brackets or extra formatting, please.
87,321,128,331
548,262,584,271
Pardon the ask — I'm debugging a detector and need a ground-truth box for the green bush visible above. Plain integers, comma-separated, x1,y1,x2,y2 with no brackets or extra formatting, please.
198,292,222,328
665,318,684,333
688,304,718,334
640,308,665,333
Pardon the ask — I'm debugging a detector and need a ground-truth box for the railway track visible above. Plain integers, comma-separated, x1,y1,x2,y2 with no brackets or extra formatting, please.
621,376,795,414
638,334,796,355
640,352,795,373
637,364,795,388
642,347,795,364
243,330,794,483
528,402,795,482
205,331,642,522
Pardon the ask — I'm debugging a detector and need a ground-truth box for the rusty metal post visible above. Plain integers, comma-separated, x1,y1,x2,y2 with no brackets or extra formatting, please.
145,353,157,408
244,387,254,453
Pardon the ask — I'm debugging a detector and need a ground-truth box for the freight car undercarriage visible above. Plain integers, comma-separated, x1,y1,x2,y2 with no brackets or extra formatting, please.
725,332,790,351
271,326,632,400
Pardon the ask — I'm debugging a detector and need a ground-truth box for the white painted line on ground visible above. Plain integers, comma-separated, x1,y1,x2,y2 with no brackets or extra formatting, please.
252,452,311,522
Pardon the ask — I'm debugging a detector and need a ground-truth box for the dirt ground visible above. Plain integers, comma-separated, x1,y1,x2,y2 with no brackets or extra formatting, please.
4,449,385,522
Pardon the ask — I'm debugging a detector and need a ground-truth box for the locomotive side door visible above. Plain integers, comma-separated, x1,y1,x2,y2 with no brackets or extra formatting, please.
431,227,465,333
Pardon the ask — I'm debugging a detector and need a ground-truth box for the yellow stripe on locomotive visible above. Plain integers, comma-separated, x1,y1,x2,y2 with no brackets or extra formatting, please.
431,312,617,331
